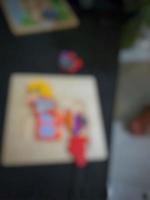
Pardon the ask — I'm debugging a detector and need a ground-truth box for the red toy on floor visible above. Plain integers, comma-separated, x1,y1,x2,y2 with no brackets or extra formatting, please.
130,106,150,135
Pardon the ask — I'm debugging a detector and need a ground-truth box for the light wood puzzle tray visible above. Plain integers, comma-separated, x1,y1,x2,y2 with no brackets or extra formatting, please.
1,74,108,167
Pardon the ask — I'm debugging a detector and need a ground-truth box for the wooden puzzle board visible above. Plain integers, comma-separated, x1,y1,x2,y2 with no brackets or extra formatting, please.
1,0,79,35
1,74,108,166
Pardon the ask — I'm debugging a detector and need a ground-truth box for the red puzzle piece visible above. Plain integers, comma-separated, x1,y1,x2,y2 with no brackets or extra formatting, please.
68,135,88,168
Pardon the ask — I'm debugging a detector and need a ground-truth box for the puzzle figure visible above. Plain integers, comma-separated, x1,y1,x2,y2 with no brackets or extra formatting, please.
27,80,63,141
27,80,88,167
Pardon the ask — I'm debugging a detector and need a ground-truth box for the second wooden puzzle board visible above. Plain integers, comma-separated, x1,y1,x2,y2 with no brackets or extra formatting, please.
1,0,79,35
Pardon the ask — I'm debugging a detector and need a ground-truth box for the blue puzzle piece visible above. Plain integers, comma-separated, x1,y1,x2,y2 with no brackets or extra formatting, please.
39,125,55,138
40,113,54,124
36,98,55,112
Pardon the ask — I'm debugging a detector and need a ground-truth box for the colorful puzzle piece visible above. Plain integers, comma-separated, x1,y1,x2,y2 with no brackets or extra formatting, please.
27,80,63,141
65,109,88,167
69,135,88,168
59,50,84,73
